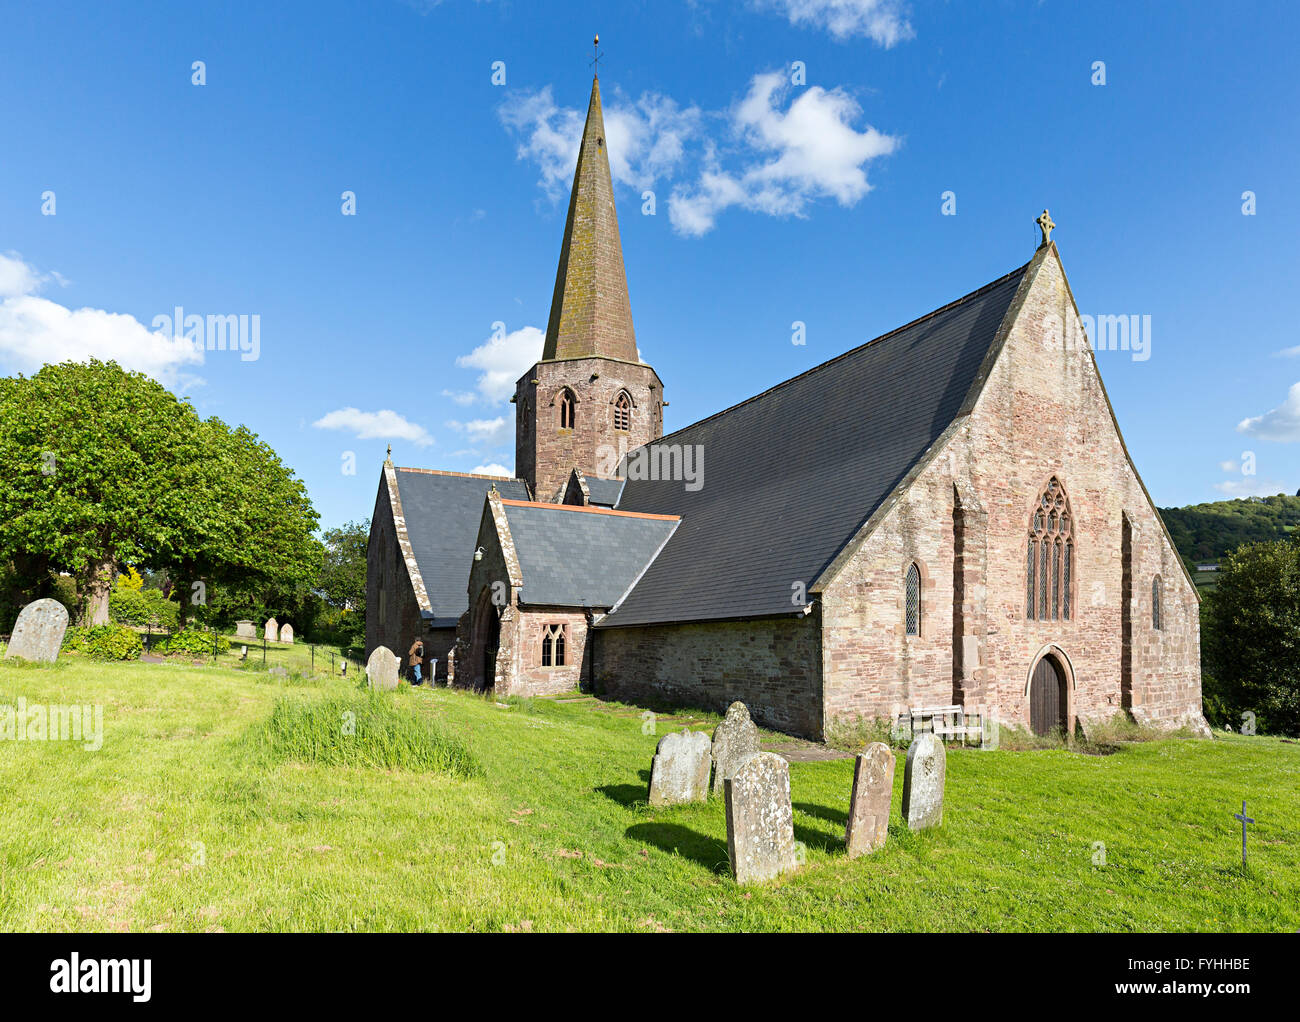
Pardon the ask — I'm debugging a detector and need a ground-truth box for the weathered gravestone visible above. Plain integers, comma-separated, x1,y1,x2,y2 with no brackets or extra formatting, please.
235,620,256,640
264,618,278,642
845,742,896,858
366,646,400,690
901,732,946,831
648,729,712,806
711,701,760,795
4,599,70,663
268,666,288,678
725,752,800,885
279,623,294,644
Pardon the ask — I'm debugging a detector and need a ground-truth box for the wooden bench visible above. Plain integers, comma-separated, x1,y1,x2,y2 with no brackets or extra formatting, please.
896,704,989,746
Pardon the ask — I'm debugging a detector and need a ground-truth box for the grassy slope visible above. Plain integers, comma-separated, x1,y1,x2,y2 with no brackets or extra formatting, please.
1,660,1297,932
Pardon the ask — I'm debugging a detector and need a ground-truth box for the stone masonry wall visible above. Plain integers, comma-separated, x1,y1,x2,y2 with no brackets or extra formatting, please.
516,356,663,501
819,248,1203,736
593,614,823,738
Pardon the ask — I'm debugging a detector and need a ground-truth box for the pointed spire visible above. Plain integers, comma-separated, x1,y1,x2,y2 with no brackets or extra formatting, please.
541,75,639,363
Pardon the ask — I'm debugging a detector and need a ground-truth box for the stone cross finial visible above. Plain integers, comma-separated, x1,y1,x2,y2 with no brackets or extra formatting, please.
1036,209,1056,247
385,444,392,463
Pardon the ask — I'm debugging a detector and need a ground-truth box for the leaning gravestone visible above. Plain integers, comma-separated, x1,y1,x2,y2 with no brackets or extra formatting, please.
366,646,400,691
845,742,896,858
648,729,712,806
725,752,800,885
279,623,294,644
901,732,946,831
235,620,256,640
4,599,70,664
711,701,760,795
264,618,278,642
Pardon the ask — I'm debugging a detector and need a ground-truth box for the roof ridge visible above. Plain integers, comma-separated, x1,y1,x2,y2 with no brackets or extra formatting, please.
647,262,1031,447
500,498,678,521
395,467,522,482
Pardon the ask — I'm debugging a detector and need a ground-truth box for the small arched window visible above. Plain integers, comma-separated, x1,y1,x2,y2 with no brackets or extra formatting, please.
1152,576,1162,630
613,391,631,431
905,563,921,637
558,389,576,430
1027,476,1074,621
541,623,567,667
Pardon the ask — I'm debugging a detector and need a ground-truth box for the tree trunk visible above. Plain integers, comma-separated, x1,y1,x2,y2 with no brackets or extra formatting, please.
86,558,115,626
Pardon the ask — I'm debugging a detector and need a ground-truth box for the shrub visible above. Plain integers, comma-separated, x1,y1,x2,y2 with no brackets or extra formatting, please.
155,628,229,657
62,624,143,661
825,714,903,751
248,692,480,776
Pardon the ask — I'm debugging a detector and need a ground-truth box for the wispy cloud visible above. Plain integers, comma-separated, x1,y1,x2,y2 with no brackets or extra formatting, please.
1237,382,1300,442
0,251,205,390
455,324,544,403
470,462,513,477
752,0,914,45
1212,477,1290,498
499,71,898,237
312,407,434,446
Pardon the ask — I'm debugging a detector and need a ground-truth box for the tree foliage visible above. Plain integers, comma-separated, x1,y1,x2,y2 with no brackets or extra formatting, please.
1204,537,1300,736
1160,494,1300,568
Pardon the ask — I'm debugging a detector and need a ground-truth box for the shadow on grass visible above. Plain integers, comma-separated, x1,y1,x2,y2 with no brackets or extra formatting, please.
596,783,648,809
793,821,845,855
794,802,847,828
626,822,730,875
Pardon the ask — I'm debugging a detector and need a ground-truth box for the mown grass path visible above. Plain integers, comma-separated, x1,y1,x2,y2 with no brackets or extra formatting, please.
1,661,1296,931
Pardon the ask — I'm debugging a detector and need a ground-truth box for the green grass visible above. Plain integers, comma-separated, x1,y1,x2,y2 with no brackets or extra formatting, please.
1,659,1297,932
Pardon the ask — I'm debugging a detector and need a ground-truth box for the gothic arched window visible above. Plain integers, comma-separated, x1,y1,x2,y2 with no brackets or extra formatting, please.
613,391,631,431
558,388,576,430
904,563,921,637
1152,576,1162,630
1026,476,1074,621
541,623,567,667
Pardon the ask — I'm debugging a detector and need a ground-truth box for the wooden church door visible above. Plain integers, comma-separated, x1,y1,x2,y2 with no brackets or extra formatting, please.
1030,656,1067,736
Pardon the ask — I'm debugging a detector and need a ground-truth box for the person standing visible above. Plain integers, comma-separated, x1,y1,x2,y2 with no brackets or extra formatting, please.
408,638,426,685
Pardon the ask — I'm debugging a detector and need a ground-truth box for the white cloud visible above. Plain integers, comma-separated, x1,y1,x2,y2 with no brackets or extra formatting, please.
470,462,513,477
448,416,510,446
1212,477,1289,498
0,251,205,390
441,388,478,406
312,407,434,447
500,73,898,238
1237,382,1300,442
1217,460,1239,473
1273,345,1300,357
455,324,544,403
754,0,914,45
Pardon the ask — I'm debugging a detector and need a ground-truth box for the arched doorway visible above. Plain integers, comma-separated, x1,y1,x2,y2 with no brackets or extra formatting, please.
481,607,500,691
468,587,501,692
1029,654,1068,736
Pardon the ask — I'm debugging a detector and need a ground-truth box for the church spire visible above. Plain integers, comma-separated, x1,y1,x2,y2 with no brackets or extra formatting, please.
541,74,639,363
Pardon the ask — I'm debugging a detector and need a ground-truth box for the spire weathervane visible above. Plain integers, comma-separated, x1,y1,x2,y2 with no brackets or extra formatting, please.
1036,209,1056,247
590,34,602,78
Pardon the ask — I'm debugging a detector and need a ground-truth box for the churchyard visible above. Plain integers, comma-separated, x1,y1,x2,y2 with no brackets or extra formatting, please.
1,655,1296,932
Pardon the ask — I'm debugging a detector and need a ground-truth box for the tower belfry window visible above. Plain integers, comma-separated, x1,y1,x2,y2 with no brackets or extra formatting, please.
559,389,576,430
613,391,631,431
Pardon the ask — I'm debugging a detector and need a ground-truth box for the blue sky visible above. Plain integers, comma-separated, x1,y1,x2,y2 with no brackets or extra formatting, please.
2,0,1298,530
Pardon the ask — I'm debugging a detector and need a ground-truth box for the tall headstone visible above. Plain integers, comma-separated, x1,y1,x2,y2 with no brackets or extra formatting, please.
711,701,760,795
901,733,946,831
279,623,294,644
845,742,895,858
4,599,70,663
264,618,278,642
725,752,800,885
366,646,400,691
235,620,256,640
648,729,712,806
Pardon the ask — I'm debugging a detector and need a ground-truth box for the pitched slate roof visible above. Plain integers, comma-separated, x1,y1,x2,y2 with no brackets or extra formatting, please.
500,500,678,609
393,469,531,627
583,476,624,507
598,264,1030,628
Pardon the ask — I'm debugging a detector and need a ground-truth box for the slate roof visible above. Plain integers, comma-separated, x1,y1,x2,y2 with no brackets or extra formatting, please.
500,500,679,609
393,470,531,627
598,264,1030,628
583,476,624,507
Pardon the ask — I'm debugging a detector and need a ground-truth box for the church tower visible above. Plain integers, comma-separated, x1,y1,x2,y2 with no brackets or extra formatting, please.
514,73,664,501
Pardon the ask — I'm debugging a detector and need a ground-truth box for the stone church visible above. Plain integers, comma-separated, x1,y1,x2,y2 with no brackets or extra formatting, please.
367,74,1207,741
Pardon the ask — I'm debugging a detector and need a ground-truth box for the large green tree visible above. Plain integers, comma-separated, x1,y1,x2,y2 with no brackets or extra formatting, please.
1204,536,1300,736
0,360,321,627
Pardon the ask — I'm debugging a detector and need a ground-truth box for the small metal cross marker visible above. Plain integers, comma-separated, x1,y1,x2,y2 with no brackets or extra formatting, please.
1234,800,1255,868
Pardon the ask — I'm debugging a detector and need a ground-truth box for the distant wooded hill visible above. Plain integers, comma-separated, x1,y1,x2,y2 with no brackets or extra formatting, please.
1159,493,1300,571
